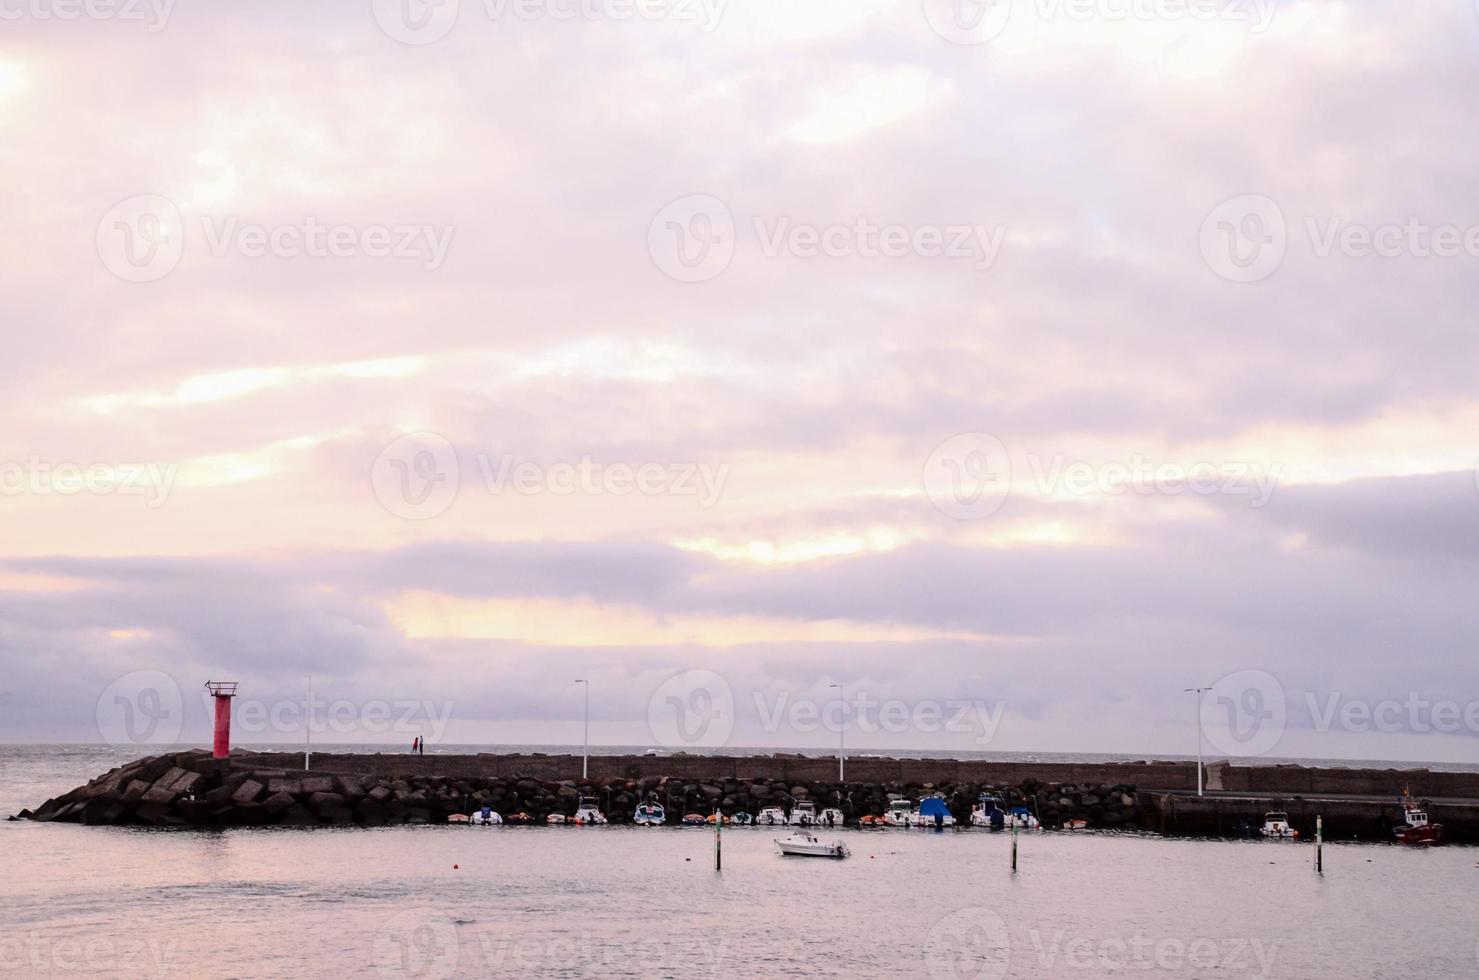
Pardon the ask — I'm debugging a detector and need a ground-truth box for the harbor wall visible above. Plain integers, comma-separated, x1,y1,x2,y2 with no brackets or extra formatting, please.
229,751,1479,798
19,751,1479,841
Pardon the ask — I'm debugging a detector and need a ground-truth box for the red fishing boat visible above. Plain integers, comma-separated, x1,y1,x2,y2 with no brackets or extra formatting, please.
1393,790,1442,846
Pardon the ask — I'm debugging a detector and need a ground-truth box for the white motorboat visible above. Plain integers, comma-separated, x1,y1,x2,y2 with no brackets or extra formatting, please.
883,799,914,827
788,801,818,826
572,796,607,825
970,794,1005,828
1260,811,1299,839
757,806,789,826
914,795,955,828
775,830,850,859
1007,806,1040,829
468,807,502,825
816,807,845,827
633,800,666,826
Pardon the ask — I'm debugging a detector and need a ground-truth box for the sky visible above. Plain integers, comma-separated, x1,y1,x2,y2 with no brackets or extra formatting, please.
0,0,1476,764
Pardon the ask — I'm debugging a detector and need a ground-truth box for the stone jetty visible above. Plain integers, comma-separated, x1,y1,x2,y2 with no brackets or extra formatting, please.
19,749,1142,830
17,750,1478,841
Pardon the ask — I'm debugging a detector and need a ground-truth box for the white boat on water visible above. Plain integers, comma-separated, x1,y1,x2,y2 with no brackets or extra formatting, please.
788,801,818,826
970,794,1005,828
883,799,914,827
464,807,502,825
816,807,845,827
572,796,607,825
1260,811,1299,839
1007,806,1040,829
775,830,850,859
914,795,955,828
633,800,666,826
757,806,788,826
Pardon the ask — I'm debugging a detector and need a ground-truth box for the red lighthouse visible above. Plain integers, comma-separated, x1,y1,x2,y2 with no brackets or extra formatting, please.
204,681,238,758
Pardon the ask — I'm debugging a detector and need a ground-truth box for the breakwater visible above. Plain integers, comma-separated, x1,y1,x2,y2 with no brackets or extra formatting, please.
17,750,1476,840
20,749,1141,830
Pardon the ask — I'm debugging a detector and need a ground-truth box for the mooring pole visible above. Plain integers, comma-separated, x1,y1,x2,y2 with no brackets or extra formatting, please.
1315,814,1323,874
1010,822,1018,873
715,807,722,872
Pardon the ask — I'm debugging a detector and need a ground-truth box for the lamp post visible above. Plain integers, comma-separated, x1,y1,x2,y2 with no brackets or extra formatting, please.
1184,686,1211,796
829,683,845,782
575,679,589,779
304,674,312,771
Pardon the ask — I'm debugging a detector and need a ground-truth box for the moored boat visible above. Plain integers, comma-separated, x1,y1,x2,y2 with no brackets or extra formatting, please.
775,830,850,859
468,806,502,825
633,799,666,826
914,795,955,828
730,811,755,826
572,796,607,825
1260,811,1298,839
1007,805,1040,829
970,793,1005,828
1394,792,1442,846
788,801,818,826
681,812,708,826
883,799,914,827
757,806,788,826
816,807,845,827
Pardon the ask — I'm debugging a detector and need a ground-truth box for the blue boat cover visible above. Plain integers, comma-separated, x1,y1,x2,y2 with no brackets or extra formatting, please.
918,797,950,817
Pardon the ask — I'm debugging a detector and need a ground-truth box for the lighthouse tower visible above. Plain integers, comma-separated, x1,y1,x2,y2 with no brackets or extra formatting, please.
204,681,239,758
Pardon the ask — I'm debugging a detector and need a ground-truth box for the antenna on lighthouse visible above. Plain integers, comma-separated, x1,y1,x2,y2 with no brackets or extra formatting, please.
204,681,238,759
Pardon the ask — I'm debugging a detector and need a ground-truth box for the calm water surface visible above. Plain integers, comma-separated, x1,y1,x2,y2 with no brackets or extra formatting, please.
3,746,1475,978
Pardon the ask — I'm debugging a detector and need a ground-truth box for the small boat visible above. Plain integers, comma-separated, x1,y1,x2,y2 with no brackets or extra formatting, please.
816,807,845,827
468,807,502,826
505,812,534,825
730,811,755,826
970,793,1005,828
775,830,850,859
757,806,788,826
1260,811,1298,839
1007,805,1040,830
705,813,730,825
788,801,818,826
448,813,470,823
572,796,607,825
681,813,708,826
633,800,666,826
546,813,568,825
1394,792,1442,846
1063,818,1089,830
883,799,914,827
859,814,887,829
914,795,955,828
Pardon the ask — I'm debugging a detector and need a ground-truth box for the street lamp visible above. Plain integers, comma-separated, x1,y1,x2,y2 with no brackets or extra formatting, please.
574,679,589,779
304,674,312,772
1184,686,1211,796
829,683,845,782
